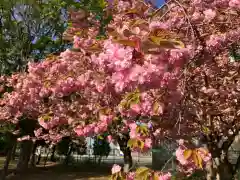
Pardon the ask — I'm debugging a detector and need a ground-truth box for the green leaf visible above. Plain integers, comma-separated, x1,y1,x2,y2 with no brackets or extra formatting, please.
97,135,104,140
109,174,116,180
136,126,140,133
192,150,203,169
153,173,159,180
120,89,140,109
135,167,150,180
197,147,209,155
139,125,148,136
153,101,161,115
183,149,192,160
171,175,177,180
42,114,51,121
131,19,148,27
149,36,185,49
202,126,210,134
127,139,136,148
98,0,107,8
125,8,139,15
113,39,137,48
137,140,145,150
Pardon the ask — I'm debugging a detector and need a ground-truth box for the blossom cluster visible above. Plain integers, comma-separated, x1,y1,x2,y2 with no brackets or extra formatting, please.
111,164,172,180
175,141,211,175
0,0,238,178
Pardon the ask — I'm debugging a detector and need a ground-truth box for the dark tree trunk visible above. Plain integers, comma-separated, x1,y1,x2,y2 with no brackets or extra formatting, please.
11,143,17,161
122,147,133,173
65,144,73,165
97,156,102,164
117,134,133,173
16,140,33,173
205,145,235,180
215,158,234,180
30,142,38,167
205,157,235,180
36,148,42,165
199,132,240,180
1,140,16,180
50,145,56,162
205,160,215,180
233,155,240,180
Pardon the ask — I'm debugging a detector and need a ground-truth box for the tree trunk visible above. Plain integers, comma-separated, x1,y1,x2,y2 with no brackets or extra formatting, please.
205,160,215,180
97,156,102,164
205,157,234,180
16,140,33,173
50,145,56,162
36,146,42,165
30,142,38,167
233,155,240,180
199,134,238,180
1,140,16,180
117,134,132,173
11,143,17,161
122,147,133,173
215,161,234,180
65,144,73,165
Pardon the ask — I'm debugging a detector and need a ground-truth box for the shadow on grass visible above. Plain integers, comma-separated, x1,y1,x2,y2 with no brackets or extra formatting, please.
5,162,112,180
0,156,18,170
1,156,152,180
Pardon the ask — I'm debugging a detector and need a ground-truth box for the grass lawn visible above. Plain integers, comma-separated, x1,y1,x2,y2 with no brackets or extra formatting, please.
0,157,111,180
0,156,18,169
5,164,111,180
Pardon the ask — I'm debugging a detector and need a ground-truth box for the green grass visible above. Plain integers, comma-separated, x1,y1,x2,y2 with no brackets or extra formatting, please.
0,156,17,169
4,163,111,180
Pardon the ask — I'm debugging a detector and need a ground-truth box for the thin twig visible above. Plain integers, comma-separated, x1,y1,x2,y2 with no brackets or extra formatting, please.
161,155,174,171
158,7,173,21
150,0,172,19
173,0,194,36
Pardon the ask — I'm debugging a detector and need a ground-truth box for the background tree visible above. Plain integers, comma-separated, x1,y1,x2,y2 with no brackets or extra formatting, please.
93,135,111,164
0,0,70,74
0,0,239,180
0,0,110,176
0,0,112,74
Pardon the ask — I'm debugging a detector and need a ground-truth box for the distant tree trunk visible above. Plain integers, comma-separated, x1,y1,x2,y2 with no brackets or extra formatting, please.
65,144,73,165
97,156,102,164
117,134,132,173
50,145,56,162
11,143,17,161
215,157,234,180
201,134,239,180
16,140,33,173
234,156,240,180
205,160,215,180
1,139,16,180
36,146,42,165
122,147,132,173
30,142,38,167
205,157,234,180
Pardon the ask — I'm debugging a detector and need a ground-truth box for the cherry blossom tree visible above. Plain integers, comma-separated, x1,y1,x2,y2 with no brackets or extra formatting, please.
0,0,239,179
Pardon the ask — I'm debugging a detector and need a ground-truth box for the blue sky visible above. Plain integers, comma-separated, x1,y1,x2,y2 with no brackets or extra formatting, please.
155,0,165,7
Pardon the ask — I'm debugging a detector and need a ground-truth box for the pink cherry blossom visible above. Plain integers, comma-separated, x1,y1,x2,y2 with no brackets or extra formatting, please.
203,9,216,21
229,0,240,8
107,135,113,143
159,172,172,180
111,164,122,174
144,138,152,148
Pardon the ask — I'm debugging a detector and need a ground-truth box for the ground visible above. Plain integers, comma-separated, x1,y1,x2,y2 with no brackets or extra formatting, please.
0,157,111,180
0,156,18,170
6,164,111,180
0,156,206,180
